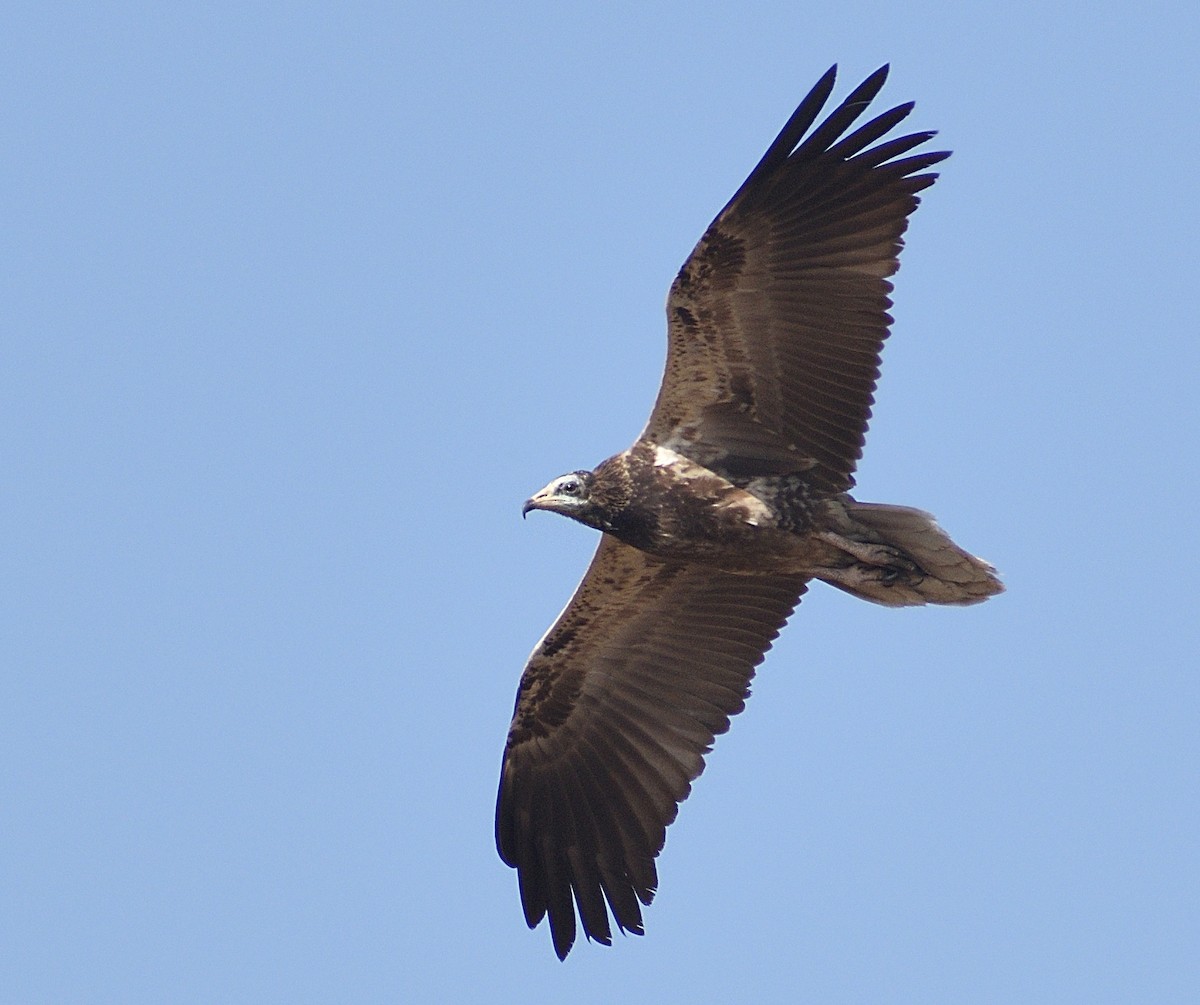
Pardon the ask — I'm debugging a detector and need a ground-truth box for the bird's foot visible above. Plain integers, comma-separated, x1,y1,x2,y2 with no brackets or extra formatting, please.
815,532,925,590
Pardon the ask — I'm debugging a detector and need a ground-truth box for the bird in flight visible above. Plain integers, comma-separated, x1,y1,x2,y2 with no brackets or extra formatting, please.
497,64,1002,959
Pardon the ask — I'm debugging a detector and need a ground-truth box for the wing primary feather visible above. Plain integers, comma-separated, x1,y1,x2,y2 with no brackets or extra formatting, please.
724,64,838,209
567,741,652,931
572,730,659,862
514,786,548,926
826,103,915,159
571,731,661,906
599,869,646,935
793,64,890,158
539,829,577,961
871,150,951,179
547,764,613,948
567,845,612,946
845,129,937,168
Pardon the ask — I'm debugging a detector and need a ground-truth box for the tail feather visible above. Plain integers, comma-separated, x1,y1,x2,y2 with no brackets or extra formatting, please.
829,501,1003,607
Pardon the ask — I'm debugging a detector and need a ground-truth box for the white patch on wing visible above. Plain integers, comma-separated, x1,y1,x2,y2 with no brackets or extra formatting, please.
652,444,684,468
652,445,709,481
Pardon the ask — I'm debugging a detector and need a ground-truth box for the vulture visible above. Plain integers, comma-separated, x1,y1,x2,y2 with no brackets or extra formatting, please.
496,64,1002,959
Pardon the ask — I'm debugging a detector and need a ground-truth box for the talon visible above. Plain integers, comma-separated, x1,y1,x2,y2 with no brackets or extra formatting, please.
877,562,926,588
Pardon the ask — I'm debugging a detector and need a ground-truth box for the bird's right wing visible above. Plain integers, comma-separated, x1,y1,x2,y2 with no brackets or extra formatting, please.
496,534,807,958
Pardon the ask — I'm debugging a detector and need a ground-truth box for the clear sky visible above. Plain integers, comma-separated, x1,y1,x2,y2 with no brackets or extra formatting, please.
4,2,1198,1002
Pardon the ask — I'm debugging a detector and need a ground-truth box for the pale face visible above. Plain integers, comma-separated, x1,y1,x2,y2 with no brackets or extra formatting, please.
522,471,594,519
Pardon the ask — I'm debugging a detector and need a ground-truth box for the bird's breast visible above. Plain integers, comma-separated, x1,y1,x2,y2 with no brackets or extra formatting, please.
601,445,819,571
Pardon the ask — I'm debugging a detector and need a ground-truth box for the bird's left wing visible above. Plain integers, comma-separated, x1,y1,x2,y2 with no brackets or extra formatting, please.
644,65,949,492
496,534,808,958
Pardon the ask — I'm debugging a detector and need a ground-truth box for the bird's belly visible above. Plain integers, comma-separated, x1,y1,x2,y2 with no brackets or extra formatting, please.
633,521,843,577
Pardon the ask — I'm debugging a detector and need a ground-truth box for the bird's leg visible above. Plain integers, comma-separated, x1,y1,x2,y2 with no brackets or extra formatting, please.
814,531,924,586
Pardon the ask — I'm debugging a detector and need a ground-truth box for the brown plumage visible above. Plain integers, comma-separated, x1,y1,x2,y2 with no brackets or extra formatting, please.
498,65,1003,960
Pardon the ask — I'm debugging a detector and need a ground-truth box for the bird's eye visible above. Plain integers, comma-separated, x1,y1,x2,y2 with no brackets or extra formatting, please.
560,480,579,495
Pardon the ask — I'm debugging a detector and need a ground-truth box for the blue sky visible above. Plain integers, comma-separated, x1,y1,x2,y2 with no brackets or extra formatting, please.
4,2,1198,1002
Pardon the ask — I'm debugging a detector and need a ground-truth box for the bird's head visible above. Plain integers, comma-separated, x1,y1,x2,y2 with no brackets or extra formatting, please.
522,470,599,525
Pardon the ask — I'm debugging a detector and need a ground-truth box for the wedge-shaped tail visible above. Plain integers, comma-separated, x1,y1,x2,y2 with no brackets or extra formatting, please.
826,500,1004,607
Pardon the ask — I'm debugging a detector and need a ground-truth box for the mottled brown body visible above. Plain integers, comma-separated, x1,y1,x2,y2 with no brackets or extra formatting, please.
588,442,849,575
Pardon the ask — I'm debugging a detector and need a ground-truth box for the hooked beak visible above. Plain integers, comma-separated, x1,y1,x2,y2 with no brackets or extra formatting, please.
522,481,561,519
522,490,549,519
